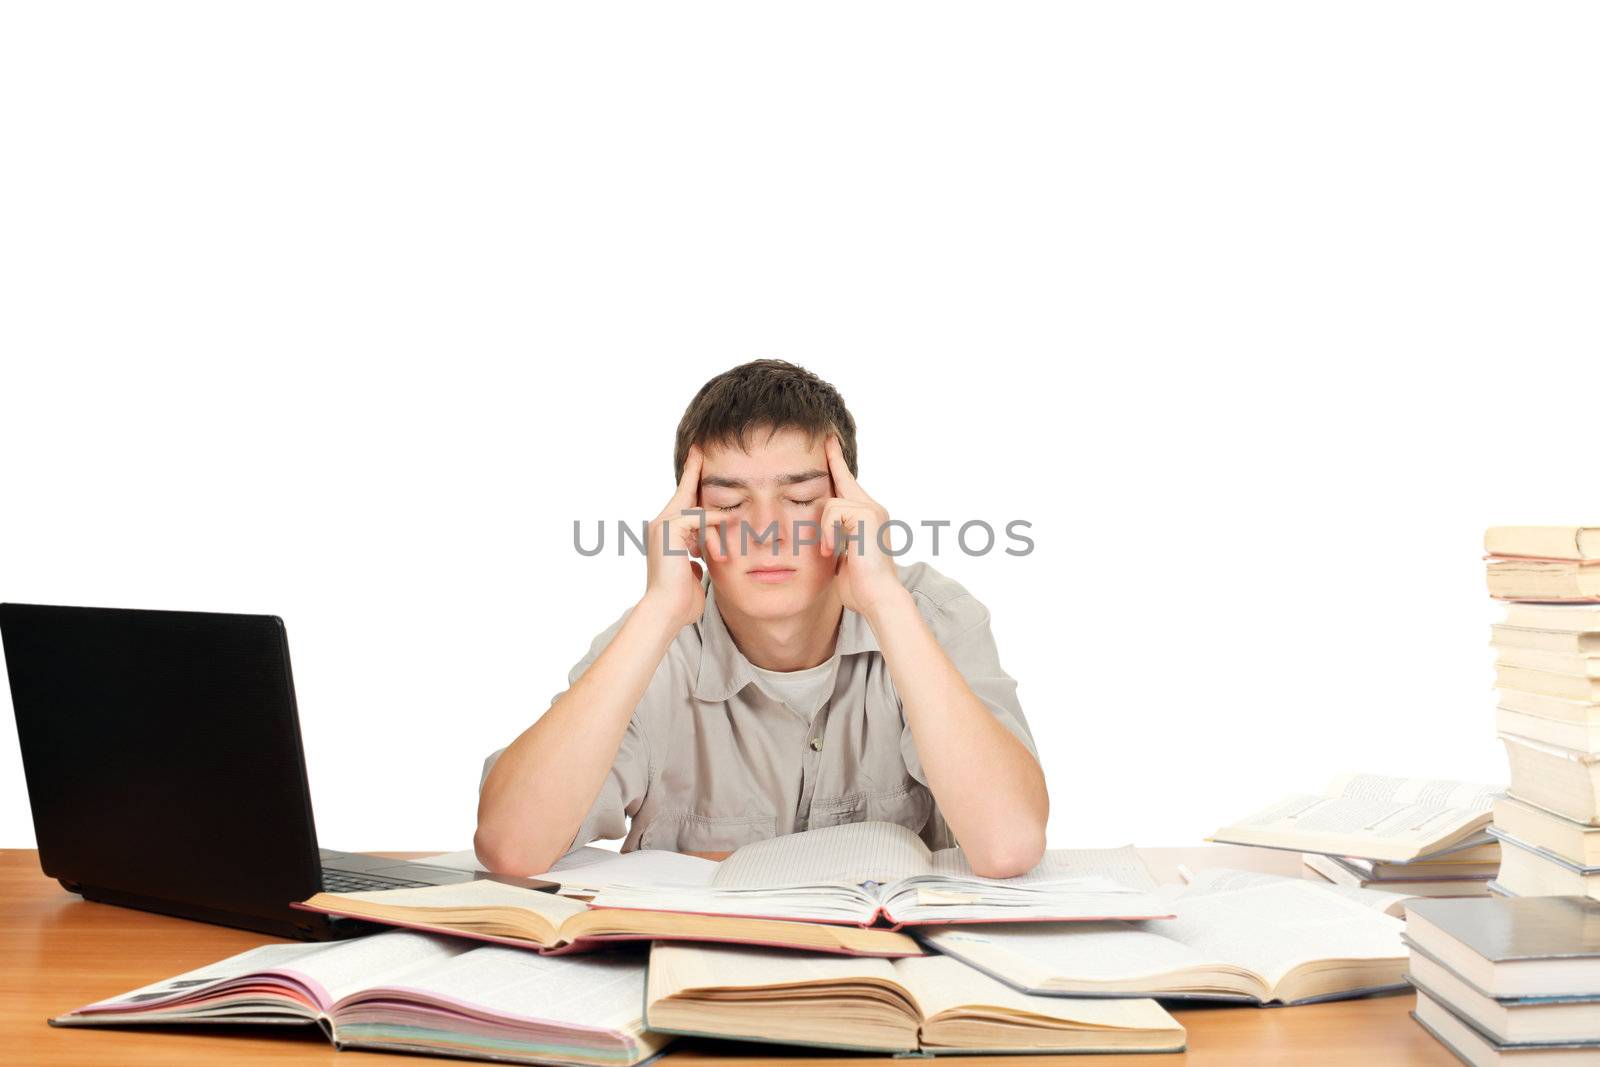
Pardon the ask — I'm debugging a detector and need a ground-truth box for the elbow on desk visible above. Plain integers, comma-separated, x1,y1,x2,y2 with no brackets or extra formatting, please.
964,824,1047,880
472,823,559,879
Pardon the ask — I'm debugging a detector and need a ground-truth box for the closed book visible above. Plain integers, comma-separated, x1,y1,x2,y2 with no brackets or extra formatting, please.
1302,852,1491,898
1487,527,1600,561
1500,734,1600,826
1497,687,1600,726
1492,795,1600,869
1403,896,1600,999
1495,647,1600,679
1492,624,1600,655
1496,706,1600,753
1405,938,1600,1045
1412,982,1600,1064
1500,602,1600,632
1487,557,1600,602
1495,664,1600,703
1338,854,1501,882
1489,829,1600,901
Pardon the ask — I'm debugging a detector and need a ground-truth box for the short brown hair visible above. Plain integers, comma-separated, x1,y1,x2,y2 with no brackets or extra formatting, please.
673,359,858,484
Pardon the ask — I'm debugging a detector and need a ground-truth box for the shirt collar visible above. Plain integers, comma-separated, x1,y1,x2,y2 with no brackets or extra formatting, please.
693,574,880,703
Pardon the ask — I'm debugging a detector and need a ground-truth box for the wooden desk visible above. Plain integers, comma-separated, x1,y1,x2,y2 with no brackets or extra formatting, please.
0,847,1456,1066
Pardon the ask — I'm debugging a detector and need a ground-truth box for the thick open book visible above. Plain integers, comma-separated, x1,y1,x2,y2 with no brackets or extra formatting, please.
585,821,1172,928
919,869,1408,1005
296,876,921,957
50,929,670,1066
1207,773,1502,863
643,941,1185,1055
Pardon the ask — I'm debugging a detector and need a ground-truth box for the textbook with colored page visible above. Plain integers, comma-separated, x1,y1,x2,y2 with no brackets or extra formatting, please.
585,821,1173,928
1207,773,1503,863
643,941,1186,1055
50,930,671,1067
296,876,922,958
918,869,1409,1006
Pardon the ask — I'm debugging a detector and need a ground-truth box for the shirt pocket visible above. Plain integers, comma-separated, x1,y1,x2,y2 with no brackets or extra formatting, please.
638,810,778,854
808,782,934,837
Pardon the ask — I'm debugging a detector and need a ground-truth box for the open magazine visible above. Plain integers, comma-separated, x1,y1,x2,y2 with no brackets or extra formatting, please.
919,868,1409,1005
585,820,1173,928
50,930,669,1066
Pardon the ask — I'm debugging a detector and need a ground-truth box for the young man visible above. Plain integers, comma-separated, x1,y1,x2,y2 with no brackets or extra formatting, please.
475,360,1047,878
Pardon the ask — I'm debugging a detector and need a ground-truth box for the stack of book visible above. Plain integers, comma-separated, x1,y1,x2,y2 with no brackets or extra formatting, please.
1403,895,1600,1063
1207,772,1502,901
1484,526,1600,900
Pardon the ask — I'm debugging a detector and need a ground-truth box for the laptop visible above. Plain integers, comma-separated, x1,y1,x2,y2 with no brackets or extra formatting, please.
1,602,553,940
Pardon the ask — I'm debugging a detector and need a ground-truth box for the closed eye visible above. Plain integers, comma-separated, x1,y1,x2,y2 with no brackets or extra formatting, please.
712,498,816,511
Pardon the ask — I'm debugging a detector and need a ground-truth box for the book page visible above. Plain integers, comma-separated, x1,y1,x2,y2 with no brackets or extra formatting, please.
1188,866,1408,916
275,930,473,1005
1325,773,1501,812
711,821,932,888
1153,879,1404,991
351,940,649,1035
924,879,1403,999
550,849,720,893
894,953,1178,1031
921,922,1210,988
587,880,878,924
65,941,335,1016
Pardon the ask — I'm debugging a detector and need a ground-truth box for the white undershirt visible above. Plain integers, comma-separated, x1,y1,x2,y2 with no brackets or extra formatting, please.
749,659,837,721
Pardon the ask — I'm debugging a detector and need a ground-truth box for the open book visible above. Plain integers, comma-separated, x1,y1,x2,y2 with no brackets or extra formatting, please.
295,876,920,957
919,869,1408,1005
50,929,670,1066
1207,773,1502,863
644,941,1185,1055
586,820,1172,928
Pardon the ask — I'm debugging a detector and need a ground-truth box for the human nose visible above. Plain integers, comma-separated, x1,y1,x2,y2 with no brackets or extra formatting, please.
746,498,786,555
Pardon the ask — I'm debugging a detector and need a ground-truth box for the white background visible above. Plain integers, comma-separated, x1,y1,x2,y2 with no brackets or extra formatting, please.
2,3,1597,853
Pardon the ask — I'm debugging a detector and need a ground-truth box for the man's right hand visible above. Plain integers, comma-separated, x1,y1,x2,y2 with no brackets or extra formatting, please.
642,443,725,629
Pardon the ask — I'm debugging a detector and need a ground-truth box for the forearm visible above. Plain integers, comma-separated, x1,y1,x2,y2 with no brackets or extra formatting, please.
867,590,1048,877
475,596,681,875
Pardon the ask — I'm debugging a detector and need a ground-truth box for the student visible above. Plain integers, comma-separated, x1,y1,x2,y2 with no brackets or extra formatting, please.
475,360,1047,878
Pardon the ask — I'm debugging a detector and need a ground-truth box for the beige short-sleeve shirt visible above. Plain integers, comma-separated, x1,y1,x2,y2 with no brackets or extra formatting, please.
479,560,1039,856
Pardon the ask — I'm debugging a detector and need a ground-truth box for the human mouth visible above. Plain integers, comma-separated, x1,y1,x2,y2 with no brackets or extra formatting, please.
746,566,797,583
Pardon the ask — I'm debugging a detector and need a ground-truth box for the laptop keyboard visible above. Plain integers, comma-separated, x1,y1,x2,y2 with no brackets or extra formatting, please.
320,868,432,893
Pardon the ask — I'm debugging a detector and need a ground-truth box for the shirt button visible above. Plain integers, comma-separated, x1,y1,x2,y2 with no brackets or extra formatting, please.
809,737,824,751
